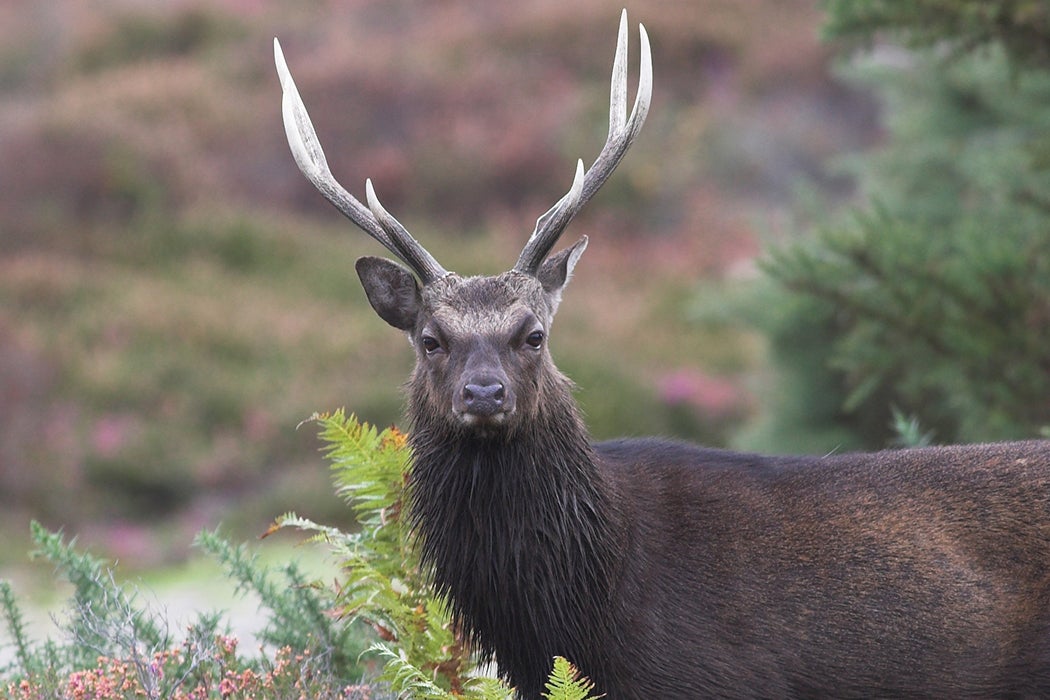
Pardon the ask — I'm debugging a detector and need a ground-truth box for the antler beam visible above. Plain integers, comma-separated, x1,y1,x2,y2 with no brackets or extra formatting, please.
514,9,653,276
274,38,449,284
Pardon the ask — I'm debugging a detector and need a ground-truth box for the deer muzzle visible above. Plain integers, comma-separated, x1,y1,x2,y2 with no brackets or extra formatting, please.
455,368,516,426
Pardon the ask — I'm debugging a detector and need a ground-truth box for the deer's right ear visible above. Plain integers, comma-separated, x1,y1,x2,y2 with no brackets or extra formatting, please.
536,236,588,315
355,256,422,331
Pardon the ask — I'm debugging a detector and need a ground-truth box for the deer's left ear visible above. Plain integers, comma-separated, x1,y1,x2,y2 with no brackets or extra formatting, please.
537,236,588,314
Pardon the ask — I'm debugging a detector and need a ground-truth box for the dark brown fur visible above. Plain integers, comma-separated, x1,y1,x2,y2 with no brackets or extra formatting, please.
355,258,1050,698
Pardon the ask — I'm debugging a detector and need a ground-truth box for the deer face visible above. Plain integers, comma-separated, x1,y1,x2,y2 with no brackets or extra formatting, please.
277,10,649,434
356,238,586,434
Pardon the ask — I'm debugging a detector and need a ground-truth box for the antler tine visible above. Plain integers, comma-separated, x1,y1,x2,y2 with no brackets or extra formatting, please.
514,9,653,275
274,38,448,284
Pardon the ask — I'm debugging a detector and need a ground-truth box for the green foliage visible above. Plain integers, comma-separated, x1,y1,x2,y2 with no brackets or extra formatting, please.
762,204,1050,445
27,521,175,672
275,410,497,698
1,522,377,698
0,581,31,675
889,407,935,448
194,528,371,675
543,657,599,700
276,410,600,699
734,283,872,454
0,416,601,698
745,17,1050,452
823,0,1050,68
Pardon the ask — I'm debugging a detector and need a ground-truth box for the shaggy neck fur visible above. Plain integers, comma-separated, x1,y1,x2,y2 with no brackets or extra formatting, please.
406,373,620,696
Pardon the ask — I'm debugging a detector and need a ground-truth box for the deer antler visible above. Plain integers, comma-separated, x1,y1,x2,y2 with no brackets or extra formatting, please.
514,9,652,276
274,38,449,284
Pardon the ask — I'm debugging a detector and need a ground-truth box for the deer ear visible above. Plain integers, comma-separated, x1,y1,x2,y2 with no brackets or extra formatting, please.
537,236,588,313
355,256,421,331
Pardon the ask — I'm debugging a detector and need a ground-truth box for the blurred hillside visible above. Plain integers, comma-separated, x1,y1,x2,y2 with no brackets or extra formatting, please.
0,0,876,564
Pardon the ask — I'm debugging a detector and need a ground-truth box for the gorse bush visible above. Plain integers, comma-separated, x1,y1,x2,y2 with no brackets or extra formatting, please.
1,412,597,699
0,522,376,698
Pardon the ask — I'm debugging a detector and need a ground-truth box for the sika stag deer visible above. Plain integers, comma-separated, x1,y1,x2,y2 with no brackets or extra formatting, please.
275,12,1050,698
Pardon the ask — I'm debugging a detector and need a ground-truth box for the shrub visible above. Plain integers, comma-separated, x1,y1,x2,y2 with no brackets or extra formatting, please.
1,412,598,699
0,521,376,699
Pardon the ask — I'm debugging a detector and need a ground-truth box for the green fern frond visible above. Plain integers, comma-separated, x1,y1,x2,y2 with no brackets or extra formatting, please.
273,511,360,550
368,643,455,699
314,411,411,514
284,412,605,699
543,656,601,700
462,675,516,699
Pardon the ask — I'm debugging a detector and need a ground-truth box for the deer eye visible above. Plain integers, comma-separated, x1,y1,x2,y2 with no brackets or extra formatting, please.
421,335,441,354
525,330,545,349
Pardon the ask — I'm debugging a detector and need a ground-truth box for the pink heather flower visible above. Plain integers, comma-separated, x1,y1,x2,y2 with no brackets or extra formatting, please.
658,368,744,415
219,676,238,697
91,414,136,456
217,634,239,655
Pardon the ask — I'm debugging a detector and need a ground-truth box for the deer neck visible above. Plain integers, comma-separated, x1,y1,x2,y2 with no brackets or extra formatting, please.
405,382,619,688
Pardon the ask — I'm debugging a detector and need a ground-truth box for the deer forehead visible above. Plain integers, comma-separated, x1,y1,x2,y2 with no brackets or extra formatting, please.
421,273,550,338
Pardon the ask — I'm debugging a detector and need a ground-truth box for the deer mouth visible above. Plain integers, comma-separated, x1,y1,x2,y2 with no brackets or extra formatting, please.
454,395,518,434
456,406,515,430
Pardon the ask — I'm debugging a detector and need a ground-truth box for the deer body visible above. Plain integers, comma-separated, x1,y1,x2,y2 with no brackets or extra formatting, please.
274,13,1050,697
595,439,1050,698
381,269,1050,698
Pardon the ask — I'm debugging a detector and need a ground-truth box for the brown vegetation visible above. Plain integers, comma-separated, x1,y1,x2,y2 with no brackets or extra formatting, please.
0,0,875,563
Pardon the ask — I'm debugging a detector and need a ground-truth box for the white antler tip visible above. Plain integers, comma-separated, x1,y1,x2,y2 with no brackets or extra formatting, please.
274,41,336,184
274,38,290,87
638,25,653,105
365,178,385,216
567,159,585,207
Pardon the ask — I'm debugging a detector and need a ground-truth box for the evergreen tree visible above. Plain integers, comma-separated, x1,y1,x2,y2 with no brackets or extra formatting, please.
743,3,1050,451
824,0,1050,68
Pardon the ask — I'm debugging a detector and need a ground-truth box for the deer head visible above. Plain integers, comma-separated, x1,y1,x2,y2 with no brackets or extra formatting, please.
275,10,651,435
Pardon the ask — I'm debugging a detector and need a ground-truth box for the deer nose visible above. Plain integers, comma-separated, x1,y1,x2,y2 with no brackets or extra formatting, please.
462,381,506,417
